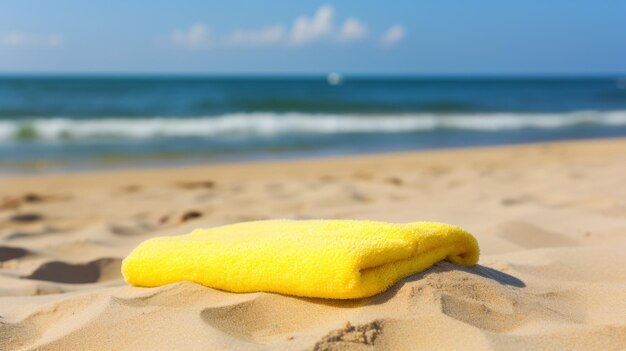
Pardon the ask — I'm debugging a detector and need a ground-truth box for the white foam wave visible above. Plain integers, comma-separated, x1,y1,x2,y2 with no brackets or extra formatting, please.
1,111,626,141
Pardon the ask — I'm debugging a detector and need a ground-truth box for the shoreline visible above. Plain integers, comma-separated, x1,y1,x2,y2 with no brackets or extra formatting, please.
2,135,626,182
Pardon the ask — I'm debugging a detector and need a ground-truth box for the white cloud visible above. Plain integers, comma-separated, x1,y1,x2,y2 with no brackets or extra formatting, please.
225,25,285,46
169,7,399,49
338,17,367,42
380,25,405,46
170,24,210,49
0,32,64,48
290,4,334,45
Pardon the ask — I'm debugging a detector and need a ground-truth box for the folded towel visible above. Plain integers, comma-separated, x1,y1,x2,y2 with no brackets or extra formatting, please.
122,220,479,299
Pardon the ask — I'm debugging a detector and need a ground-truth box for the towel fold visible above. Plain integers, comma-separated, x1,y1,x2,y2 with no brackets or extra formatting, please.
122,220,479,299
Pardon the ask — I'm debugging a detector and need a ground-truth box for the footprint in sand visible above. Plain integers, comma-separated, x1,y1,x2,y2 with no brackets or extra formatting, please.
24,258,122,284
144,210,204,228
393,263,543,333
9,213,44,223
5,226,59,241
21,193,49,203
0,193,66,210
109,221,156,235
180,210,203,223
385,177,404,186
176,180,216,190
0,246,29,262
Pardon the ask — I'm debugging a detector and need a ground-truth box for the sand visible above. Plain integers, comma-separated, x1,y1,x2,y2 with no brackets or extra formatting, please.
1,138,626,350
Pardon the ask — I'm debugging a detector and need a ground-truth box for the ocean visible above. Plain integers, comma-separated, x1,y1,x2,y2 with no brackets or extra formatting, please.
1,76,626,173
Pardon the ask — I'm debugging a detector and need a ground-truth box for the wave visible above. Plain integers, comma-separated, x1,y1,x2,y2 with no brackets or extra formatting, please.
2,111,626,141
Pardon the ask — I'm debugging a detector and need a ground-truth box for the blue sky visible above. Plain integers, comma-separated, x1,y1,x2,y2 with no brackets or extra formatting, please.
0,0,625,74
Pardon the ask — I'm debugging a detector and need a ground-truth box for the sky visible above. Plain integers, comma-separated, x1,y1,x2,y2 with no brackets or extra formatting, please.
0,0,625,75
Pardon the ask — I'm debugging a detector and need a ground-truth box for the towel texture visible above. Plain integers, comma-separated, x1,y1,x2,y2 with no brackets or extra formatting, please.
122,220,479,299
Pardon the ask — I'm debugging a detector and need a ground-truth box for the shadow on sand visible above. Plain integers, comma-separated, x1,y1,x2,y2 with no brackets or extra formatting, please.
302,261,525,307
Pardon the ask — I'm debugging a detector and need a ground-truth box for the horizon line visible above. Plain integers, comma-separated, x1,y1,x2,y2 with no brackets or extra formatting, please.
0,71,625,79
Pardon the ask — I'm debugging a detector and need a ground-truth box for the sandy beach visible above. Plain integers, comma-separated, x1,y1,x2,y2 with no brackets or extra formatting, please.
1,138,626,350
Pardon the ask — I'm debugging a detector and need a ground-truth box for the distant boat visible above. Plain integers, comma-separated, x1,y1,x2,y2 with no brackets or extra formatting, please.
327,72,342,86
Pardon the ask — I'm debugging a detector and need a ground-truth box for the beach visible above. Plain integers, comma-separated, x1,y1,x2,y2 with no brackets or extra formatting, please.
0,137,625,350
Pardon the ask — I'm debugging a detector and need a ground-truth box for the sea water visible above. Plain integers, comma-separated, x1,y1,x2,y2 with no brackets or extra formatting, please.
1,76,626,172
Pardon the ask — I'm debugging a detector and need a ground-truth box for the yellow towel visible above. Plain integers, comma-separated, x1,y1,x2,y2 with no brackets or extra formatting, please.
122,220,479,299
